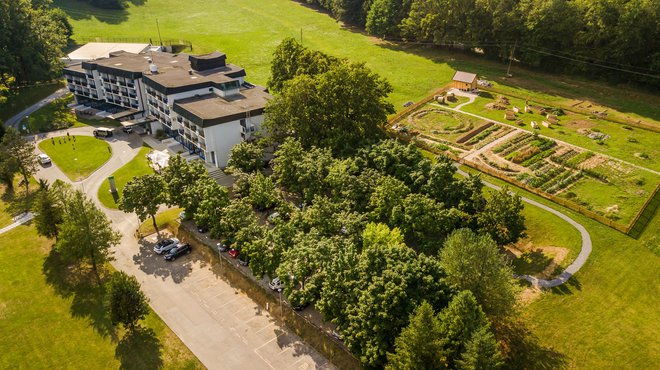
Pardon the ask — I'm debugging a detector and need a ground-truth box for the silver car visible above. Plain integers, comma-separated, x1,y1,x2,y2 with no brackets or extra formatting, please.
153,238,180,254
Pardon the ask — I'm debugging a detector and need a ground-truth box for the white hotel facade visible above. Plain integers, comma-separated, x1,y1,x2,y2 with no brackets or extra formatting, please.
63,49,271,167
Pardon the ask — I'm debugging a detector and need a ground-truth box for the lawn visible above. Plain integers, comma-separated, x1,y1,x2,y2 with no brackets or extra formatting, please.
98,146,153,209
25,94,120,134
38,135,112,181
53,0,660,125
0,81,64,121
460,165,660,369
0,218,202,369
459,93,660,172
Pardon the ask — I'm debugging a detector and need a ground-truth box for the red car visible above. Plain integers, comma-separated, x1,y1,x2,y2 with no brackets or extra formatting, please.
228,248,239,259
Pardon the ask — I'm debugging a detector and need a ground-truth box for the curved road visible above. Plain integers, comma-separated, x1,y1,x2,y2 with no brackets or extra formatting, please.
33,127,335,370
5,87,69,128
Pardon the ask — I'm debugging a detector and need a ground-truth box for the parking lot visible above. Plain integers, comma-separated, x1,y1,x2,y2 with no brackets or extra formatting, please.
131,233,335,370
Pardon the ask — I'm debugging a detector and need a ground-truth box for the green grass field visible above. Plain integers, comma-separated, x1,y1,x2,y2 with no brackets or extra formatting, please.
98,146,153,209
53,0,660,125
0,82,64,122
38,135,112,181
0,215,202,369
461,165,660,369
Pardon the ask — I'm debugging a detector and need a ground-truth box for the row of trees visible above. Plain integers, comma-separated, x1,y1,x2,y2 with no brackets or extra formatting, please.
0,0,72,86
302,0,659,84
33,180,150,332
151,134,524,367
0,127,38,206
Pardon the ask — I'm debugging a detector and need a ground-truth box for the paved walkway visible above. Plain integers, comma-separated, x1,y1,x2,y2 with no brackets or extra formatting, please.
456,166,592,288
5,87,69,128
34,130,335,370
0,212,35,235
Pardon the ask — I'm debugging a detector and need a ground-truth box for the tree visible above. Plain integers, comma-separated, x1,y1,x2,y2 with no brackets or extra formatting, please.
55,187,121,283
366,0,403,37
272,138,333,202
108,271,150,332
227,141,264,173
0,0,68,84
0,127,37,208
192,179,229,229
265,59,393,154
386,301,447,370
160,155,207,213
368,175,410,222
248,172,279,210
439,229,518,317
363,140,430,191
267,38,338,93
340,223,450,368
119,174,167,233
477,187,525,245
456,326,504,370
212,198,257,241
437,290,491,366
33,181,63,239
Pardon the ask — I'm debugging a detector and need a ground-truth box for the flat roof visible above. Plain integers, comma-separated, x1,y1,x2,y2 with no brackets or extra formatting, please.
452,71,477,83
173,87,272,127
67,42,151,61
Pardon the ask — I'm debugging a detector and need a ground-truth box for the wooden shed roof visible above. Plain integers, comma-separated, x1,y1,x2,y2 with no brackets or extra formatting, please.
452,71,477,83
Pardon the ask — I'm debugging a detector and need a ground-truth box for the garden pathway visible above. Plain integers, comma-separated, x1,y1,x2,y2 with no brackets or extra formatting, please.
440,97,660,176
456,166,592,289
0,212,35,235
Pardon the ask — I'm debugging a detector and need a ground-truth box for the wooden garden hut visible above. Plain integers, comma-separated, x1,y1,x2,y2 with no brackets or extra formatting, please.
504,110,516,120
451,71,477,91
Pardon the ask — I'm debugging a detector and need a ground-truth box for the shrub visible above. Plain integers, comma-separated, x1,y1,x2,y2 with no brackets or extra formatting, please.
622,125,633,130
635,177,646,186
627,137,638,143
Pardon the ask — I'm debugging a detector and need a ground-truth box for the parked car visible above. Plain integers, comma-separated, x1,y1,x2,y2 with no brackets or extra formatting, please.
164,243,192,261
238,255,249,266
197,224,209,233
37,153,51,165
153,238,179,254
122,126,133,134
267,212,280,223
228,248,239,259
331,330,343,341
268,277,284,291
217,242,230,252
178,211,187,220
292,302,310,311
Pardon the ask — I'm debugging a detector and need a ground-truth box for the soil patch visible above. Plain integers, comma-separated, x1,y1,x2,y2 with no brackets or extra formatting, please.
569,120,596,130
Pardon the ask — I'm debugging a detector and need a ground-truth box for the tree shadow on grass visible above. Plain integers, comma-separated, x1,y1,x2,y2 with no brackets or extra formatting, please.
42,248,117,340
549,276,582,295
115,326,163,370
497,318,569,369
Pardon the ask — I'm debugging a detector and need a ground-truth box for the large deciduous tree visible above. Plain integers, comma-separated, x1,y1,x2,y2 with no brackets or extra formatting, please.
477,187,525,245
108,271,150,332
0,127,37,207
265,55,393,154
161,155,207,214
192,178,229,230
55,187,121,283
227,141,264,173
439,228,518,318
119,174,167,233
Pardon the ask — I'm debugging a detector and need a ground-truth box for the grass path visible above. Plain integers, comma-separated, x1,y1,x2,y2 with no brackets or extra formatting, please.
39,135,112,181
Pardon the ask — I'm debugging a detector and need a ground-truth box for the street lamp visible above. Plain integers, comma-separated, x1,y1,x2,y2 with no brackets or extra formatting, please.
278,288,283,317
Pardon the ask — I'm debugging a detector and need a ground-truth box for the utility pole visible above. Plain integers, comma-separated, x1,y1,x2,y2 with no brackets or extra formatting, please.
156,19,163,46
300,28,303,44
506,40,517,77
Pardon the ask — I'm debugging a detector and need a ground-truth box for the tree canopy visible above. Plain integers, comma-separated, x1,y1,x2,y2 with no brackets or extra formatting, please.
119,174,167,233
108,271,150,332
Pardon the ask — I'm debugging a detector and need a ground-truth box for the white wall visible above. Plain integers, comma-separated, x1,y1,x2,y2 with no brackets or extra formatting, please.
203,114,264,167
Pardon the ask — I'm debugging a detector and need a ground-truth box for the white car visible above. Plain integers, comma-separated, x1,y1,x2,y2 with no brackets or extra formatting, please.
153,238,180,254
268,277,284,291
37,153,51,165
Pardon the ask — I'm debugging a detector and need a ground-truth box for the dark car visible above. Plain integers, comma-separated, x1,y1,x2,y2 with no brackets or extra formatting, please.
164,243,192,261
238,255,249,266
217,242,230,252
292,302,310,311
197,224,209,233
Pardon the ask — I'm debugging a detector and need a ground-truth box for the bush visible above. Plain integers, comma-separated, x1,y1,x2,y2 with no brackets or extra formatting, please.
627,137,638,143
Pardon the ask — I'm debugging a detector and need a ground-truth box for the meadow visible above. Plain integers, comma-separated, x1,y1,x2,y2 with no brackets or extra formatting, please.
97,145,154,209
0,192,203,369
